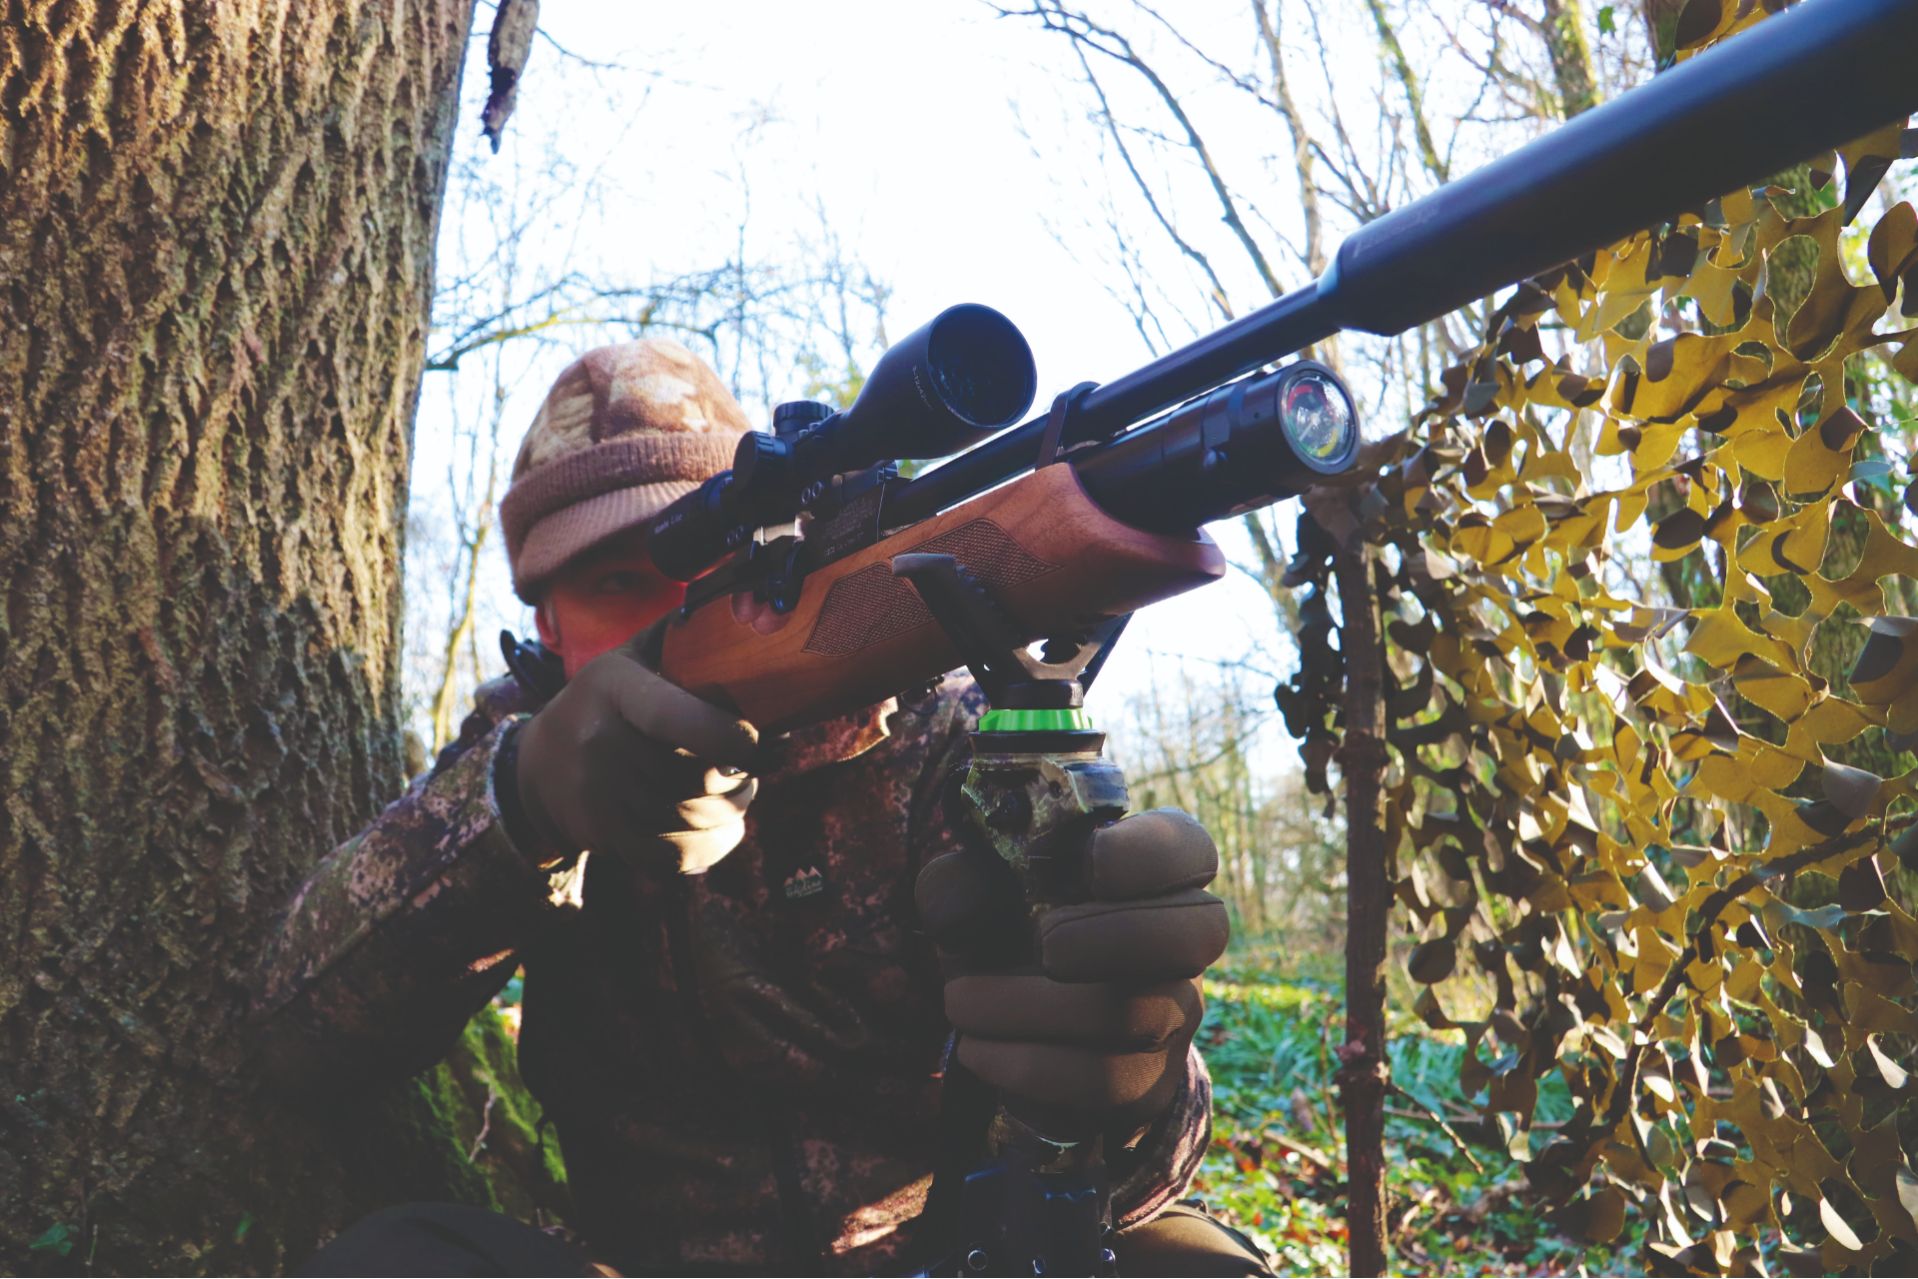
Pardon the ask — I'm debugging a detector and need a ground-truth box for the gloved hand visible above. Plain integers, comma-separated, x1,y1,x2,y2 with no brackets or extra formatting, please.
510,637,760,874
916,808,1230,1132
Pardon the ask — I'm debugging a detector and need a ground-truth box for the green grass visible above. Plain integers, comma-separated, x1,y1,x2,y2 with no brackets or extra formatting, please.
1193,962,1646,1276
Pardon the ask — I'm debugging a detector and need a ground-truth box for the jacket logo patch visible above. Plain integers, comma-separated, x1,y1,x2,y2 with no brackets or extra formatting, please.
783,865,826,901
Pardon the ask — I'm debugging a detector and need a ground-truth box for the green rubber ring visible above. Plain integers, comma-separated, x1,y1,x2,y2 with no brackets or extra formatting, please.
978,708,1092,733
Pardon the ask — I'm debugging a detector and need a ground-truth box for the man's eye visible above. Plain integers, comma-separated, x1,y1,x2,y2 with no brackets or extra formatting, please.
593,571,646,595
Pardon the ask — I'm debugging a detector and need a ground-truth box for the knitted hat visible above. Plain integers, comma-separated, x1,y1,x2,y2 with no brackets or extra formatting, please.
499,339,750,599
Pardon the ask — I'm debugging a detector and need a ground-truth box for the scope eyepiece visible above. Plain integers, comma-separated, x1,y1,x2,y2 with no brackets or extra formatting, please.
645,472,741,582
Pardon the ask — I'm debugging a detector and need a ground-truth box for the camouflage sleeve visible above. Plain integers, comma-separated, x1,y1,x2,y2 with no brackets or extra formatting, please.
252,681,582,1092
1109,1045,1213,1227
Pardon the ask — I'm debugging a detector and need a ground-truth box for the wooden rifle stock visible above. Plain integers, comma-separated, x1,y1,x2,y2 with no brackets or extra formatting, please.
657,464,1223,733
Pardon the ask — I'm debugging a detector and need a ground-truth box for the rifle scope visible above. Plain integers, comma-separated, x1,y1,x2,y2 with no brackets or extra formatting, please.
646,304,1036,580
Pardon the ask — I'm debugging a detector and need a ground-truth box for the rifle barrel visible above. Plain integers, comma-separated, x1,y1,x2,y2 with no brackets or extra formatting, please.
894,0,1918,525
1322,0,1918,339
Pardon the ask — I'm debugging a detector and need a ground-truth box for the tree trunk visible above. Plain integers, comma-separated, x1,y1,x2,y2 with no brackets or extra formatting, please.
0,2,517,1272
1539,0,1600,119
1362,0,1447,183
1333,546,1390,1278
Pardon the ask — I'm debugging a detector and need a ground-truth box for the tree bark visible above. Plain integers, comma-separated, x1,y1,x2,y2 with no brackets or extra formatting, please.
1539,0,1600,118
1333,546,1390,1278
0,2,503,1271
1362,0,1447,183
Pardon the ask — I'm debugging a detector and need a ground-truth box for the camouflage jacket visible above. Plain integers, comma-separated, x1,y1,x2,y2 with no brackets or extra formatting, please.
255,674,1212,1274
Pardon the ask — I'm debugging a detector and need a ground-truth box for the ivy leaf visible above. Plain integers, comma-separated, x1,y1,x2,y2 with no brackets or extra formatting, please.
29,1224,74,1257
1597,5,1617,36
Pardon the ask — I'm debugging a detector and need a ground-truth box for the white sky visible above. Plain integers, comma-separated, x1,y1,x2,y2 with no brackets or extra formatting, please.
406,1,1320,754
407,0,1555,759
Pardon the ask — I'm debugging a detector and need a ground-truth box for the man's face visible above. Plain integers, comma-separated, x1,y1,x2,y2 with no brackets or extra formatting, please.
535,528,688,678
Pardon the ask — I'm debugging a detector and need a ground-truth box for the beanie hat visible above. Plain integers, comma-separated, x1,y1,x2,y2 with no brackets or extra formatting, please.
499,339,749,599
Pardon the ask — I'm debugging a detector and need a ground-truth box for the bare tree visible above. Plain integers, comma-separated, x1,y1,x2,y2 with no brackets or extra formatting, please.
0,2,508,1270
1117,656,1344,948
405,105,897,748
996,3,1633,1271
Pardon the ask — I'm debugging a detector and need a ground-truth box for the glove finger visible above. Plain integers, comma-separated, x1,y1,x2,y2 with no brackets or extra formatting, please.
603,783,753,874
1040,889,1230,983
915,848,1023,955
1088,809,1218,901
674,778,757,830
945,975,1200,1049
607,770,752,838
656,819,750,874
692,764,756,799
956,1037,1180,1115
604,653,760,768
605,730,701,788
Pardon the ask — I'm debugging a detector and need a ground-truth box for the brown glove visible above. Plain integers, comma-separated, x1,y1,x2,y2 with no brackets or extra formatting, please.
510,636,760,874
917,808,1229,1129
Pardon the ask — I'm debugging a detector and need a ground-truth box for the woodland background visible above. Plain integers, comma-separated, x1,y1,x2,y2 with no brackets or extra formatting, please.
4,0,1915,1274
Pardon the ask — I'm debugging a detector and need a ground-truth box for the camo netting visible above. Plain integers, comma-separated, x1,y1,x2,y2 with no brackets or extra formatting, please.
1277,7,1918,1271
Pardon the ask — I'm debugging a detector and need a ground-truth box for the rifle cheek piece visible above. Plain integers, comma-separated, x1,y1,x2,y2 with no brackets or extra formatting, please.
1071,360,1360,533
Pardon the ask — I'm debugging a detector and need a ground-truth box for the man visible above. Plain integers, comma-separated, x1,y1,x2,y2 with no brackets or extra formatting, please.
256,339,1269,1275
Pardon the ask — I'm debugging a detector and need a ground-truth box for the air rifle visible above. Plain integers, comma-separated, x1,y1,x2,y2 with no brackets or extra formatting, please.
645,0,1918,736
622,1,1917,1273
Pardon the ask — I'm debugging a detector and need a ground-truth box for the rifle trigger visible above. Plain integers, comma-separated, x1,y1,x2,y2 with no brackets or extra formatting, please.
499,629,567,704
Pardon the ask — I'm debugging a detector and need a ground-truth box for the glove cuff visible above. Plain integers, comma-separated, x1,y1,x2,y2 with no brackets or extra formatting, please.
1109,1044,1212,1228
494,716,579,869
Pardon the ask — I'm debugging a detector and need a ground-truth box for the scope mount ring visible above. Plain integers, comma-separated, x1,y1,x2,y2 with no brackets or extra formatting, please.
1036,381,1100,468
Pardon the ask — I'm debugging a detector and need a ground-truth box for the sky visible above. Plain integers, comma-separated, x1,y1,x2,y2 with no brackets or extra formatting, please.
405,0,1397,759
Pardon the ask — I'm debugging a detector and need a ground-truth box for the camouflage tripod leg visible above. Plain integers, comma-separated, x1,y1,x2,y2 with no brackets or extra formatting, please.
943,729,1131,1277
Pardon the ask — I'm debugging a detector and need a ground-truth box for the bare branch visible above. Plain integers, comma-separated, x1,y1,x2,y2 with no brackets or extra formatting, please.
1250,0,1329,275
1362,0,1448,183
1003,0,1290,300
1066,37,1238,320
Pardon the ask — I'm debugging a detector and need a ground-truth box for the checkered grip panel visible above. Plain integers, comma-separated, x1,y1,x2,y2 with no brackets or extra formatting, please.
802,519,1056,657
